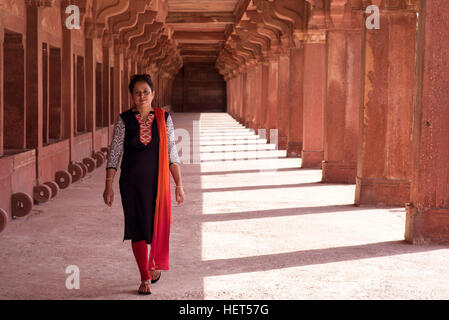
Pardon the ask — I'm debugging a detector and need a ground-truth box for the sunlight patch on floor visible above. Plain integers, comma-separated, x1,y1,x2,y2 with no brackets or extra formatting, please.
200,209,405,261
200,170,321,190
199,158,303,173
201,184,356,215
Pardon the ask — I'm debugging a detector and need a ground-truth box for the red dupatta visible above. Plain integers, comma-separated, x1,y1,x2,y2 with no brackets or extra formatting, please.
149,107,172,270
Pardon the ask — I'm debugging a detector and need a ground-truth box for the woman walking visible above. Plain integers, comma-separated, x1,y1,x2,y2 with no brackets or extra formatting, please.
103,74,185,295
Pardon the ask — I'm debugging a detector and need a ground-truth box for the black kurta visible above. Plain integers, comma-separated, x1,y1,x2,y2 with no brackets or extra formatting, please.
119,108,169,244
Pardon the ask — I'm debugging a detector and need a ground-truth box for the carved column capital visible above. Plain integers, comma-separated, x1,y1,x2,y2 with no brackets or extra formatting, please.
25,0,55,7
102,30,114,48
304,30,327,44
113,36,124,55
292,30,306,48
278,33,294,54
350,0,418,12
84,19,98,39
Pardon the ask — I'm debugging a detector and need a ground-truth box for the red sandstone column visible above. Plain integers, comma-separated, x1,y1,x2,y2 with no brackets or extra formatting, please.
249,63,261,131
227,77,231,115
355,7,416,205
156,73,162,107
232,74,239,119
322,19,362,184
113,38,122,119
84,26,97,152
234,73,240,122
405,0,449,244
226,77,231,115
49,47,62,140
163,74,171,106
165,76,171,107
259,61,269,136
266,55,279,145
42,43,49,146
244,65,253,129
160,74,165,107
153,72,159,107
252,63,263,131
163,73,170,106
75,55,86,133
167,75,175,108
245,64,257,129
95,62,101,128
151,69,156,103
157,70,162,108
287,45,304,158
235,72,241,122
226,78,235,118
158,72,162,108
25,3,43,153
225,77,230,114
182,66,188,111
302,33,325,168
102,35,111,127
277,52,290,150
231,77,236,117
236,71,243,124
123,54,130,108
241,69,248,126
234,74,240,120
0,25,4,156
163,74,169,107
61,2,75,160
131,60,137,76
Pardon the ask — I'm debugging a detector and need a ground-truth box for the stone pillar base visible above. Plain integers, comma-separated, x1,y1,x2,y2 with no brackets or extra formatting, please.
301,150,323,168
278,134,288,151
322,160,357,184
287,141,302,157
355,176,410,206
405,205,449,244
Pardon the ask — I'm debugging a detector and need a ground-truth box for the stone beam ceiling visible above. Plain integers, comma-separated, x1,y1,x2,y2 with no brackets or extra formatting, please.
166,0,243,64
78,0,419,78
88,0,250,76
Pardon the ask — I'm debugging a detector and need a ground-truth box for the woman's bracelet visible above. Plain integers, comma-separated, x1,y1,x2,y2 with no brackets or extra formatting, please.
106,178,113,181
176,185,183,188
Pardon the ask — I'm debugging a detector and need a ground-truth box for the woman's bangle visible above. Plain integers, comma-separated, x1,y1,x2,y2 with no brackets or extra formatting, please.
106,178,113,181
176,185,183,188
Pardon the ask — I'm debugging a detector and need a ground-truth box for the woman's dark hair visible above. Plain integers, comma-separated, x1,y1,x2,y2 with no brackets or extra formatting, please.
129,74,154,94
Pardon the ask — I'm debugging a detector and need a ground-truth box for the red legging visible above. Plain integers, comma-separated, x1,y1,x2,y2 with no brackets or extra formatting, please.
131,240,151,281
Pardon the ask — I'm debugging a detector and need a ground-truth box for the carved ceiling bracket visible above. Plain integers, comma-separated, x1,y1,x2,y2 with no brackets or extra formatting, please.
25,0,55,7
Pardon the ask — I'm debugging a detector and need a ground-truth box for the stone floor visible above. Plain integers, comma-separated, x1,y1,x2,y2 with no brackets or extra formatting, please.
1,112,449,300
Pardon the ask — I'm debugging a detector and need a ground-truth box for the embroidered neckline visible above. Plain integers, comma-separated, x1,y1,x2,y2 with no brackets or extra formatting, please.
134,113,154,146
131,107,154,114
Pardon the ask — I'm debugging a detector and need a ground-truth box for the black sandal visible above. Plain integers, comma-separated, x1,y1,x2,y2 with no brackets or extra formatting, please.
138,280,152,295
150,269,161,284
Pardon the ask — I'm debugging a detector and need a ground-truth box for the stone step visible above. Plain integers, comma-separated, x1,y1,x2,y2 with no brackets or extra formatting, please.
200,144,276,152
194,135,261,141
198,139,268,146
199,128,252,133
199,132,254,136
199,132,258,138
200,150,287,161
199,124,244,128
198,119,239,121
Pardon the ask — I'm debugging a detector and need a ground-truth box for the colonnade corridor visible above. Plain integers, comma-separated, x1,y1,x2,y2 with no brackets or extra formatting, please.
1,112,449,300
